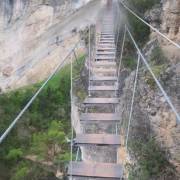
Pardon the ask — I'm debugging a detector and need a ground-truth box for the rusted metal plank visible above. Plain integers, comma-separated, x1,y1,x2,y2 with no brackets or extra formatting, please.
68,162,123,178
84,98,119,104
75,134,121,146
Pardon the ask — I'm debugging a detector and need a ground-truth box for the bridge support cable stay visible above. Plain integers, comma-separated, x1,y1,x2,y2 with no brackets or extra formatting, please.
118,0,180,49
0,41,81,144
126,26,180,123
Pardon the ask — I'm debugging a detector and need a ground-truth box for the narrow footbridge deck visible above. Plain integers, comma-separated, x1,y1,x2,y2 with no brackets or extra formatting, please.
68,162,123,179
88,85,118,91
90,76,117,81
68,3,123,179
75,134,121,146
84,98,119,104
80,113,120,122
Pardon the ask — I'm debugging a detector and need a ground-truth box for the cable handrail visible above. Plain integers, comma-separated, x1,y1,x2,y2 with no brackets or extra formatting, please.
126,26,180,123
117,25,126,85
70,54,73,180
0,41,81,144
125,52,140,149
119,0,180,49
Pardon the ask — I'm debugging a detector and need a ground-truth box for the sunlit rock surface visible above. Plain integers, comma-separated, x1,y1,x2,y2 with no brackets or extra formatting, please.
146,0,180,62
0,0,102,92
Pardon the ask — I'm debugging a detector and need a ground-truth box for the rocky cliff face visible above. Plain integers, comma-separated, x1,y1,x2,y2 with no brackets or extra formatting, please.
120,0,180,178
0,0,72,30
146,0,180,61
0,0,73,92
119,65,180,178
161,0,180,42
0,0,99,92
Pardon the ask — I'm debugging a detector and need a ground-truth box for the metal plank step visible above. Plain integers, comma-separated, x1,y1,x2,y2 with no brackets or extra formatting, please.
88,86,118,91
99,40,114,42
92,61,116,67
96,53,116,59
100,38,114,41
68,162,123,179
101,35,114,37
101,33,114,35
98,44,115,47
96,53,115,56
99,41,115,45
97,47,116,51
101,32,114,34
96,51,115,55
90,76,117,81
95,56,115,60
92,68,116,73
80,113,120,122
92,64,116,68
75,134,121,146
84,98,119,104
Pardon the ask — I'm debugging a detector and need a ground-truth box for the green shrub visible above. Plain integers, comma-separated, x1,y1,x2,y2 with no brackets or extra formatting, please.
128,138,174,180
6,148,23,161
128,0,160,14
145,45,167,89
0,54,85,179
126,0,161,45
145,64,166,89
12,163,29,180
123,56,137,70
150,46,167,65
128,13,150,45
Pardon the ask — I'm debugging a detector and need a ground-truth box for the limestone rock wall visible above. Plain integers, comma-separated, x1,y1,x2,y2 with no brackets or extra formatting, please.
161,0,180,42
120,0,180,177
145,0,180,61
0,0,72,30
0,0,100,92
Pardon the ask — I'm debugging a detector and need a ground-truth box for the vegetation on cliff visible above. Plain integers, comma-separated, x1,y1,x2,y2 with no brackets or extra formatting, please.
0,54,85,179
128,138,176,180
120,1,178,179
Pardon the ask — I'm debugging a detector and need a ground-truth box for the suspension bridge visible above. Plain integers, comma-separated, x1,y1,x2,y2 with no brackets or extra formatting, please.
0,0,179,179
